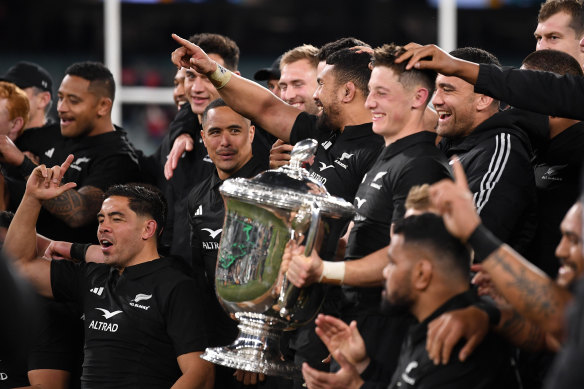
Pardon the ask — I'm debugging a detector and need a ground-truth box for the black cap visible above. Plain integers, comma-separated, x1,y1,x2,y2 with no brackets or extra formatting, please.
253,55,282,81
1,62,53,96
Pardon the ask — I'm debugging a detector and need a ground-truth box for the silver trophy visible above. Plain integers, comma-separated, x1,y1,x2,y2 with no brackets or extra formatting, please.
201,139,355,377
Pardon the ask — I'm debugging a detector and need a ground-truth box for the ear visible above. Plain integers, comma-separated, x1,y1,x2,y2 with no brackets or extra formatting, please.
200,129,207,148
248,124,255,143
413,259,433,290
412,87,430,110
475,94,494,112
39,91,52,110
142,219,157,240
96,97,113,117
341,82,357,103
10,117,25,133
234,70,241,76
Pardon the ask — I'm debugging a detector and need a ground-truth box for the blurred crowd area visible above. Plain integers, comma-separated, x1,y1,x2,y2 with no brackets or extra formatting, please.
0,0,543,154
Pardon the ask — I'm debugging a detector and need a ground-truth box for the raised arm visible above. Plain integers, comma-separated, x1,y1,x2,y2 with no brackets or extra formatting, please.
3,155,77,297
429,158,572,338
171,34,300,142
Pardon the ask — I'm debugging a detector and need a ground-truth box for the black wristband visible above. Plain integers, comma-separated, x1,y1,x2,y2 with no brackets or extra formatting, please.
18,156,37,178
70,243,91,263
467,224,501,263
474,297,501,327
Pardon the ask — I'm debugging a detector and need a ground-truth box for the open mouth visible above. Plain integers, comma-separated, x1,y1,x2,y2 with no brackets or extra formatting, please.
100,239,113,248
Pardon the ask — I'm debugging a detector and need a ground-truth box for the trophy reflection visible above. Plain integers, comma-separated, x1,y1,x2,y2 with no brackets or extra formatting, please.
201,139,355,377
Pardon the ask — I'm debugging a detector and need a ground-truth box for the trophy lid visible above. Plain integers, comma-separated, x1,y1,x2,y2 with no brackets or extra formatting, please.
219,139,355,217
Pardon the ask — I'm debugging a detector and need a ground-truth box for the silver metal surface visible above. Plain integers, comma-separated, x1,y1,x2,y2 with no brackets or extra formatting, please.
206,139,355,378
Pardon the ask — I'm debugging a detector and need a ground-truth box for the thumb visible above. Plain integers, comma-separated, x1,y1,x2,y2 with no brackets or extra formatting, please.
333,349,354,370
450,156,469,189
185,141,193,151
58,182,78,193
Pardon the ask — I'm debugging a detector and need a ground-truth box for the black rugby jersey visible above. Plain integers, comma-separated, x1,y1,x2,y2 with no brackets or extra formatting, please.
51,257,207,388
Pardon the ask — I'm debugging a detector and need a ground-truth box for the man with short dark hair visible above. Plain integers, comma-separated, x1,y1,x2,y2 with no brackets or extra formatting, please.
535,0,584,68
14,61,141,244
521,49,584,277
433,47,536,255
188,99,268,388
301,214,519,389
4,159,214,388
159,33,271,267
286,43,451,379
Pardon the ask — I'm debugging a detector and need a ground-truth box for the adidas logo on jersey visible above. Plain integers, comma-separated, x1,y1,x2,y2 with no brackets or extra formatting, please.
90,287,104,296
194,205,203,216
44,148,55,158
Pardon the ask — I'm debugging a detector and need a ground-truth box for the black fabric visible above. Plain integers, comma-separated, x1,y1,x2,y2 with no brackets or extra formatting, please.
386,291,519,389
475,64,584,121
527,121,584,277
290,112,384,203
28,298,84,389
439,110,537,255
187,156,267,388
467,224,503,263
187,156,267,345
338,131,451,382
16,124,142,243
50,257,207,388
346,131,451,264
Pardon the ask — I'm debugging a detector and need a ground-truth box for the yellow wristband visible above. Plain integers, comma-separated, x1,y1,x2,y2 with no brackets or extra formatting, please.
209,63,232,90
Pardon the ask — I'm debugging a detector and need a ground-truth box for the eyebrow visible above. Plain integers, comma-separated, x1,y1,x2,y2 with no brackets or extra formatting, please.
97,211,125,218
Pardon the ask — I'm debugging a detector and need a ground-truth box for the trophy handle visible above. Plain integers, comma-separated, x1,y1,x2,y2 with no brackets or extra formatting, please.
279,203,321,318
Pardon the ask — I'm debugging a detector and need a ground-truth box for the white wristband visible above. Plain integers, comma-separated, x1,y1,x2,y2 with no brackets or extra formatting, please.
319,261,346,285
209,63,232,89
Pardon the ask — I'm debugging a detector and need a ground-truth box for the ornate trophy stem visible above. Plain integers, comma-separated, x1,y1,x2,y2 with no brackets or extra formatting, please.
201,312,300,378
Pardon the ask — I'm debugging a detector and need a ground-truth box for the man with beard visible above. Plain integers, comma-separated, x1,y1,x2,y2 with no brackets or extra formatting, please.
301,213,518,389
171,33,383,387
171,33,383,205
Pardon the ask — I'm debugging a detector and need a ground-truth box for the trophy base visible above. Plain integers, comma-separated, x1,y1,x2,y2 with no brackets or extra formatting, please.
201,312,300,378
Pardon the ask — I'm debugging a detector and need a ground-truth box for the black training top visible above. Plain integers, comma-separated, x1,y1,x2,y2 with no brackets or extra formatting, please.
439,111,537,257
342,131,451,314
527,121,584,277
346,131,451,260
50,257,207,388
385,291,519,389
290,112,384,203
475,64,584,121
187,156,268,347
17,124,142,243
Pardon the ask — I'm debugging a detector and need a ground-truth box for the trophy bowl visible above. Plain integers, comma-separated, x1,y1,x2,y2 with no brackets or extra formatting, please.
201,139,355,377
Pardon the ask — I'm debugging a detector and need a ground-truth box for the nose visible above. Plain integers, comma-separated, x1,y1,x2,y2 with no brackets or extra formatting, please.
555,235,569,261
365,92,375,110
192,76,206,93
312,84,322,102
283,86,297,104
57,99,67,114
536,39,548,50
432,89,444,107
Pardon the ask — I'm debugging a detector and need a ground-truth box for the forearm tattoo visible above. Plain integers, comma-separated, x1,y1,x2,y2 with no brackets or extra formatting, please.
42,186,104,227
